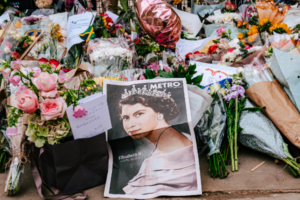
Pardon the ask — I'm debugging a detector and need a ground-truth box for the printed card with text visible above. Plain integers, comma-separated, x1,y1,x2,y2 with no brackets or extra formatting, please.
67,93,112,140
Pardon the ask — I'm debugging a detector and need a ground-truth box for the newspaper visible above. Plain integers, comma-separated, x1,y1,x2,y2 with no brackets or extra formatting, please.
103,78,202,199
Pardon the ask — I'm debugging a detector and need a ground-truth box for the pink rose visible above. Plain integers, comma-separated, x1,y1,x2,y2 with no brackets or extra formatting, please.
15,85,28,98
139,75,145,80
33,72,58,92
30,67,42,78
132,77,138,81
40,97,67,121
9,75,21,86
16,89,39,114
40,89,58,98
1,68,11,77
4,46,10,54
5,42,13,49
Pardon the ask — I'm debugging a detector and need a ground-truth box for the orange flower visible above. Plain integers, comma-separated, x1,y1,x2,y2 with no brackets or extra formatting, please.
237,21,242,27
238,32,244,40
248,34,258,43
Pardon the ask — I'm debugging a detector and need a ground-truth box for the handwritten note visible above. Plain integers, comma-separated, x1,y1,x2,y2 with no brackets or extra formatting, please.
67,93,112,140
172,7,202,38
67,12,95,51
105,11,119,23
190,61,236,86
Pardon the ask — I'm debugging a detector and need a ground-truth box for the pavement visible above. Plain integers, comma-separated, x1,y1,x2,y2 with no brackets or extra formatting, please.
0,145,300,200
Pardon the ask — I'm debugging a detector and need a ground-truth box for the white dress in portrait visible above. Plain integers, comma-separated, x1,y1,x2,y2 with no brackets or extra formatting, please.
123,134,197,195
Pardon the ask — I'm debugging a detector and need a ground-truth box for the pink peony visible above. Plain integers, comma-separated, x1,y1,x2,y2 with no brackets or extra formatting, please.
6,127,19,136
33,72,58,92
16,89,39,114
40,89,58,98
9,75,21,86
40,97,67,121
1,68,11,77
30,67,42,78
11,59,22,70
216,26,226,37
73,105,88,118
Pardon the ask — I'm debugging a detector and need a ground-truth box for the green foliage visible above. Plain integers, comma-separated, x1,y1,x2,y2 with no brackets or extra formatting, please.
143,64,203,88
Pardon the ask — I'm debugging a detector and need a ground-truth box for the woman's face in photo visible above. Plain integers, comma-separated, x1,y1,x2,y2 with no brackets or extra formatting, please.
121,103,160,140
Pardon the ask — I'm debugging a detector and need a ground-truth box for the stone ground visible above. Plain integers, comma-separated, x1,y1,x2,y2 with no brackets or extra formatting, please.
0,145,300,200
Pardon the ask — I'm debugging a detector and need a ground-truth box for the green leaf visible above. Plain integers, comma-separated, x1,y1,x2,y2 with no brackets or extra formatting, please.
159,71,174,78
109,5,125,11
242,106,265,112
187,64,196,73
120,0,128,11
191,75,203,84
283,142,293,159
186,73,192,84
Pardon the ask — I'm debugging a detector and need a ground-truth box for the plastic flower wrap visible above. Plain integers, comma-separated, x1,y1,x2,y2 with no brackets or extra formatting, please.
0,18,39,64
87,38,134,78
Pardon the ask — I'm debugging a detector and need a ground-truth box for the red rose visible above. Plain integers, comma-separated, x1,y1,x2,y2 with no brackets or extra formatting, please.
5,42,13,49
100,13,104,16
38,58,49,64
11,51,20,59
135,38,140,44
15,11,20,14
208,44,219,54
49,59,60,68
22,42,28,48
185,52,193,58
106,17,113,23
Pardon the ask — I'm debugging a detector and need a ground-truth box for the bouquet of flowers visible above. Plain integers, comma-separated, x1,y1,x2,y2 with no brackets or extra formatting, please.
194,0,225,5
21,15,46,33
220,42,262,65
0,58,99,195
222,2,237,13
242,5,259,25
206,13,242,25
87,38,134,78
35,0,53,9
0,30,37,62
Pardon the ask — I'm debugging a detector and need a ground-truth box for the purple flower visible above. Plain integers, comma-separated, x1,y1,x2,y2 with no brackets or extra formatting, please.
65,0,75,9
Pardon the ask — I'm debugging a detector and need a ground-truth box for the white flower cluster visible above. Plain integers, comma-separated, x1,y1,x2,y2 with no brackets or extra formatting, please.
89,40,133,65
222,46,262,63
207,13,242,24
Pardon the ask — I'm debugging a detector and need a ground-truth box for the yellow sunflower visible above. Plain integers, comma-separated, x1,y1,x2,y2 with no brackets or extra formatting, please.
259,18,270,27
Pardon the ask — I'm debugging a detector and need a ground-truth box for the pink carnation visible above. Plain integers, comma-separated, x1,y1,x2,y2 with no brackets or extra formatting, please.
73,105,88,118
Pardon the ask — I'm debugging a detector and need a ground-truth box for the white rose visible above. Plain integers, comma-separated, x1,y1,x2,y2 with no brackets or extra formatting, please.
4,46,11,54
223,13,233,23
236,67,244,74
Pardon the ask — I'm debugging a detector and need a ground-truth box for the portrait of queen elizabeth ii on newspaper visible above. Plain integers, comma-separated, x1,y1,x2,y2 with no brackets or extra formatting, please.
103,78,202,199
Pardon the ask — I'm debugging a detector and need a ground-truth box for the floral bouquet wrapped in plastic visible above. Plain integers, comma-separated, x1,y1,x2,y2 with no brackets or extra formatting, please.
0,57,100,195
87,38,134,78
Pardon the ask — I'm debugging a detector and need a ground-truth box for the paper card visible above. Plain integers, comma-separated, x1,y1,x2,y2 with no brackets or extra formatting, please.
0,13,10,24
213,9,222,16
66,93,112,140
67,12,95,51
273,32,298,42
105,11,119,23
175,36,215,61
172,7,202,38
190,61,237,86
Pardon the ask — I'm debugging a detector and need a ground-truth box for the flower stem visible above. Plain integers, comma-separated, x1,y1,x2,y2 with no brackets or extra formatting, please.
229,127,235,172
234,97,239,171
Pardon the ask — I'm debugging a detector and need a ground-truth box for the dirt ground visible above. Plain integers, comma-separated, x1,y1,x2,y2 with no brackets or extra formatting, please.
0,145,300,200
